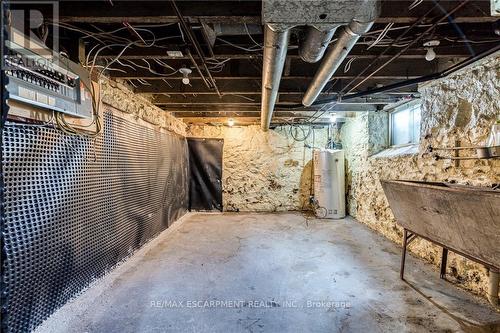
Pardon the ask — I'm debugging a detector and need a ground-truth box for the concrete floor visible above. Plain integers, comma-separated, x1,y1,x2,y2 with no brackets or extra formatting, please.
36,213,500,333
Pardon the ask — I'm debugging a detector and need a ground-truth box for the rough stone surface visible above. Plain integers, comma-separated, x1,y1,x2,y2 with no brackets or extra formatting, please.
186,125,328,211
340,55,500,298
100,79,186,136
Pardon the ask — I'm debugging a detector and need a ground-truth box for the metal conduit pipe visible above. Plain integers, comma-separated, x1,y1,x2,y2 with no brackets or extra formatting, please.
302,20,374,107
260,24,290,131
299,26,338,63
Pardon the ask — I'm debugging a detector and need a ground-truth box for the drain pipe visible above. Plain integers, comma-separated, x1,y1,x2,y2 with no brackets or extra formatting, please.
488,268,499,306
302,19,374,107
299,26,338,63
261,24,290,131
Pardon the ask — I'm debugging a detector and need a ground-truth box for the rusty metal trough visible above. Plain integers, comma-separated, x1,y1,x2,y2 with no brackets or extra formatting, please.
381,180,500,305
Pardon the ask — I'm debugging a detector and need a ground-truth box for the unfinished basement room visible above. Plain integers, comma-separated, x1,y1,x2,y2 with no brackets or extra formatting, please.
1,0,500,332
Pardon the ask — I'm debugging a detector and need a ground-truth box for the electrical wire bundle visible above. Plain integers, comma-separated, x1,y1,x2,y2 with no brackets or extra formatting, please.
42,21,187,137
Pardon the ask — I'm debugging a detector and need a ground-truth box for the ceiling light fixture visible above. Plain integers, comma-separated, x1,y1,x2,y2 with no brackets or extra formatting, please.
227,118,235,127
423,40,440,61
329,113,337,123
179,67,192,85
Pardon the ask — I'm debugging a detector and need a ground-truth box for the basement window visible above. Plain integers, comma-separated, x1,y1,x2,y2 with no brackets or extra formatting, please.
390,101,421,146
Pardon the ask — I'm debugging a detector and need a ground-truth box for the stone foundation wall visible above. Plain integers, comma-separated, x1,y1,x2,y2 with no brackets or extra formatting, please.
340,55,500,297
100,79,186,136
187,125,328,211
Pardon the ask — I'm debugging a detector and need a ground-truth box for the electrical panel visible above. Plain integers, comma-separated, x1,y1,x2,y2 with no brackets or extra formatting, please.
4,29,93,118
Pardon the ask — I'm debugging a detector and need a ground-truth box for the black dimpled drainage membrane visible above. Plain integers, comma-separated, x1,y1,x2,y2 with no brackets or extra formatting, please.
1,111,189,333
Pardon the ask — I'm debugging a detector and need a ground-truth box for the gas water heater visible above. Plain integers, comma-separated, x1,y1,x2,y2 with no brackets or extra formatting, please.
313,149,346,219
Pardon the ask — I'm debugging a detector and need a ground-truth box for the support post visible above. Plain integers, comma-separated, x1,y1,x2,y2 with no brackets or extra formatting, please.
400,229,408,280
440,248,448,279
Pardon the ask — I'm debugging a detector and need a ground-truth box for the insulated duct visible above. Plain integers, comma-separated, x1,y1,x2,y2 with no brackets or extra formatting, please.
302,19,374,106
299,26,338,63
260,24,290,131
260,0,379,127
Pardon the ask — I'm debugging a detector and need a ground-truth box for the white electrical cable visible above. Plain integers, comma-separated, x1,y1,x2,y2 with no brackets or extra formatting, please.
244,23,263,49
87,64,127,73
216,37,263,52
51,21,126,44
127,80,139,88
367,23,394,49
344,57,356,73
408,0,424,10
126,59,178,76
116,59,136,71
137,78,151,85
152,58,177,72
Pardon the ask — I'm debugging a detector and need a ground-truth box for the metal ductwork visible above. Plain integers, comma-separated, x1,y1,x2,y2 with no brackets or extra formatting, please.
260,24,290,131
299,26,338,63
302,19,375,107
260,0,380,128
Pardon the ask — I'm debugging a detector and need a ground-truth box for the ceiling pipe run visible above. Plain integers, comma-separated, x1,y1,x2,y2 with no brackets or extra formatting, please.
299,26,338,63
261,24,290,131
302,20,375,107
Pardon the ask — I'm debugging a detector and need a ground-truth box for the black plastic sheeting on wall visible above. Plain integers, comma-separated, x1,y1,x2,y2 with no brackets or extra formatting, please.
187,138,223,211
1,112,189,333
1,3,11,331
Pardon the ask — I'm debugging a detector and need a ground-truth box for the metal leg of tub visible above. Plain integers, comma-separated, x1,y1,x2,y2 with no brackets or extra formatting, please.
440,248,448,279
401,230,416,280
401,229,408,280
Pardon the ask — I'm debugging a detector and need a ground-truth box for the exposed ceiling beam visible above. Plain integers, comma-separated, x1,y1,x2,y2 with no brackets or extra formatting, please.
141,90,418,95
177,112,294,117
59,1,496,24
160,104,379,112
180,116,349,125
95,43,494,61
378,1,497,23
95,47,479,60
109,57,439,80
60,15,261,24
114,73,427,81
180,117,267,125
152,93,411,105
117,75,422,81
172,105,378,116
60,16,497,24
133,77,421,94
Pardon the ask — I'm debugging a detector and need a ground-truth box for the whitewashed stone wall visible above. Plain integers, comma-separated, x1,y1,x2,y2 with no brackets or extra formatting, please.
187,125,328,211
341,55,500,297
100,79,186,136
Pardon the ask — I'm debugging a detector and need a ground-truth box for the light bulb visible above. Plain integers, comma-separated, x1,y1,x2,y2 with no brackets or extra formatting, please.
228,118,235,127
179,67,192,85
425,48,436,61
329,113,337,123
